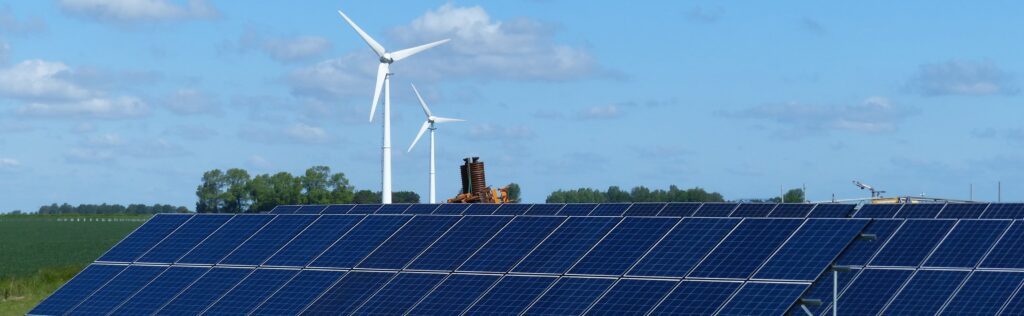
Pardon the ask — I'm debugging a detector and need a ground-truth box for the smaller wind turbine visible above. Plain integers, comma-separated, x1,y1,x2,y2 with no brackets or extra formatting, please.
408,84,464,203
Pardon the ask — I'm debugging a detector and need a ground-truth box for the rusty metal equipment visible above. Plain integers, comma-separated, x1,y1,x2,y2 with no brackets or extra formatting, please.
447,157,510,203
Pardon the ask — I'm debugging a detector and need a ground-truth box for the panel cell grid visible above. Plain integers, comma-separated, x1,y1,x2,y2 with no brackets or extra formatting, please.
176,215,273,265
982,203,1024,219
854,204,903,218
729,203,776,217
882,270,969,315
493,203,531,215
624,203,666,216
375,203,411,214
347,204,382,214
869,219,955,267
937,203,987,219
769,204,814,218
29,264,127,316
356,215,460,269
835,219,904,266
321,204,355,214
353,272,447,315
465,275,556,315
524,277,615,316
202,268,298,316
715,282,808,316
465,203,501,215
108,266,208,316
407,274,500,315
68,265,165,315
263,215,362,267
432,203,470,215
585,279,676,315
156,267,254,315
269,205,300,214
407,216,512,271
658,203,701,217
525,203,564,215
807,203,856,218
693,203,739,217
404,204,440,214
250,270,346,316
137,214,233,264
688,218,803,279
294,204,327,214
628,218,740,278
833,268,912,316
980,221,1024,269
941,271,1024,316
569,217,679,276
924,219,1011,268
302,271,395,315
650,281,740,315
753,219,868,281
556,203,598,216
219,215,317,266
98,214,191,262
894,203,944,218
309,215,411,268
512,216,621,274
458,216,566,273
589,203,630,216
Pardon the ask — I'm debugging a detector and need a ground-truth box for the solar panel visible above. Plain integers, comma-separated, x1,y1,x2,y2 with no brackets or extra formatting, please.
302,271,395,315
523,277,615,315
464,275,556,315
730,203,776,217
136,214,233,264
269,205,299,214
786,267,858,316
937,203,987,219
98,214,191,262
832,268,912,316
980,220,1024,269
404,204,440,214
176,215,274,265
375,203,412,214
753,219,868,281
294,204,327,214
108,266,208,316
807,204,856,218
407,216,512,271
1001,289,1024,315
321,204,355,214
458,216,566,273
881,269,969,315
658,203,701,217
353,272,447,315
835,219,904,266
693,203,739,217
465,203,501,215
854,204,903,218
569,217,678,275
589,203,630,216
348,204,382,214
309,215,411,268
525,203,564,215
628,218,740,278
624,203,666,216
982,203,1024,219
650,280,741,315
715,282,807,316
943,271,1024,315
250,270,345,316
894,203,945,218
556,203,598,216
356,215,460,269
923,219,1011,268
869,219,955,267
432,203,470,215
769,203,814,218
67,265,165,315
156,267,254,315
585,279,676,315
202,268,298,315
263,215,363,267
688,218,803,279
512,216,621,274
493,203,531,215
219,215,317,266
407,274,500,315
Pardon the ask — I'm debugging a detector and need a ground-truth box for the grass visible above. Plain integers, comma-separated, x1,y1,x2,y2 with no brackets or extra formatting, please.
0,215,148,315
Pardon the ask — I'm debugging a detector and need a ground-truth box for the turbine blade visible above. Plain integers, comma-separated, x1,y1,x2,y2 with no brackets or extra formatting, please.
432,116,465,123
337,10,386,57
391,38,450,61
410,83,432,118
369,63,388,122
408,121,430,152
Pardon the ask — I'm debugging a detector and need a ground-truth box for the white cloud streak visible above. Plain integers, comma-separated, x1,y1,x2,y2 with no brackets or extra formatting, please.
58,0,218,23
907,60,1017,96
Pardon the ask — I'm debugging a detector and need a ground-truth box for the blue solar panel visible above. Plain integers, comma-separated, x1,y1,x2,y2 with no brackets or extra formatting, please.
590,203,630,216
32,264,126,316
432,203,470,215
465,275,556,315
357,215,460,269
628,218,740,277
322,204,355,214
219,215,317,266
525,203,563,215
458,216,566,273
770,204,815,217
924,220,1011,268
882,270,969,315
586,279,676,315
493,203,531,215
688,218,803,279
156,267,254,315
569,217,679,275
792,267,858,316
309,215,411,268
376,203,412,214
982,203,1024,219
294,204,327,214
346,204,381,214
354,272,447,315
176,215,273,265
716,282,808,316
513,217,621,274
557,203,598,216
894,203,944,218
754,219,868,281
407,216,512,271
98,214,191,262
302,271,395,315
404,204,440,214
870,219,955,267
263,215,363,267
730,203,776,217
108,266,208,316
67,265,164,315
137,214,232,263
269,205,300,214
658,203,701,217
407,274,500,315
650,281,740,315
619,203,662,216
854,204,903,218
833,268,912,316
808,204,856,218
250,270,345,316
693,203,739,217
835,219,904,266
937,203,987,219
202,268,298,315
943,271,1024,315
524,277,615,315
465,203,501,215
980,221,1024,269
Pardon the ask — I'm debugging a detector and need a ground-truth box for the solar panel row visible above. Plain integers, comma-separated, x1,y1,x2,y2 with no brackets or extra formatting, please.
270,202,864,218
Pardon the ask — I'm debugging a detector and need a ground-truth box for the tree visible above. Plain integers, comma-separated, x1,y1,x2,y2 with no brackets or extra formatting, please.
392,191,421,203
782,188,806,203
196,169,225,213
505,183,522,203
353,190,381,204
545,185,726,203
606,186,630,202
301,166,332,204
221,168,252,213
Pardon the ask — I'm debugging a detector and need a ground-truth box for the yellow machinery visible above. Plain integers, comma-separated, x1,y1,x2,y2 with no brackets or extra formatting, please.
447,157,510,203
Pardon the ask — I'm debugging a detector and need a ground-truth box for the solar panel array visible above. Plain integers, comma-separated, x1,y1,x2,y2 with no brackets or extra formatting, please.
32,202,1024,315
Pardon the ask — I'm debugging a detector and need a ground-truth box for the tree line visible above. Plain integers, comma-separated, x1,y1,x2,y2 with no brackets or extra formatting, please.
545,185,806,203
37,203,189,215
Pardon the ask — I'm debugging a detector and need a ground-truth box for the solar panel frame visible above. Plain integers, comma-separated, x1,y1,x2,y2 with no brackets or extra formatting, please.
493,203,532,215
556,203,598,216
269,205,300,214
218,214,317,266
300,271,396,315
406,215,513,271
658,203,701,217
807,203,856,218
979,220,1024,269
522,277,616,315
262,215,364,267
649,280,741,315
714,282,808,316
893,203,945,218
853,204,903,218
729,203,777,217
982,203,1024,219
941,271,1024,316
348,204,383,214
831,268,913,316
624,203,666,216
294,204,327,214
432,203,470,215
375,203,412,214
627,218,741,278
308,215,412,269
28,264,128,316
355,215,461,270
321,204,355,214
351,272,448,315
524,203,564,215
67,265,166,315
406,273,501,315
584,278,677,315
880,269,969,316
457,216,567,273
464,275,557,315
175,215,274,265
108,266,209,316
769,203,815,218
465,203,501,215
869,219,955,267
753,219,868,281
687,218,803,280
937,203,988,219
568,217,679,276
200,268,299,316
923,219,1012,268
135,214,233,264
403,204,441,214
589,203,631,216
692,202,739,217
249,270,347,316
97,214,192,263
155,267,255,315
512,216,622,274
835,219,905,266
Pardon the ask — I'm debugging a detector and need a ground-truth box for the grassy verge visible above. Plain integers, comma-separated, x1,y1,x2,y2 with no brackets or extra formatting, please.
0,266,84,315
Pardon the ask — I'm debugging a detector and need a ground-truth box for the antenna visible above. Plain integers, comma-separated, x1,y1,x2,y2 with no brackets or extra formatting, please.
852,180,885,198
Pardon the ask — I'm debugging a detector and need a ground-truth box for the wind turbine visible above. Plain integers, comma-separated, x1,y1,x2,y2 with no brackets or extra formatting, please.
408,84,464,203
337,10,450,204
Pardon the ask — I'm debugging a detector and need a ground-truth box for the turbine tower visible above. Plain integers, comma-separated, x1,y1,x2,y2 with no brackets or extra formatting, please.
337,10,450,204
407,84,464,203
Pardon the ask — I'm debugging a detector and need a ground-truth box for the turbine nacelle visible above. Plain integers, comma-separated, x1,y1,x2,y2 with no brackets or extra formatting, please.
408,83,464,152
380,53,394,64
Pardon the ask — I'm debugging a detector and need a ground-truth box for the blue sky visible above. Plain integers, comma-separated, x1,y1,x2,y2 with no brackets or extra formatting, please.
1,1,1023,212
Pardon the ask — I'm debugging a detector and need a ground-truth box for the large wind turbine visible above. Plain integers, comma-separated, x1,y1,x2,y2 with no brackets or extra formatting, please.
407,84,464,203
337,10,450,204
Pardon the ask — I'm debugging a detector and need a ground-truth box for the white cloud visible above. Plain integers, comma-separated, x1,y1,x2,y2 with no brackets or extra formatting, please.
285,123,330,144
162,88,219,115
465,123,535,141
577,104,623,120
240,122,335,145
907,60,1017,96
0,6,47,35
58,0,218,23
65,133,188,164
238,31,332,62
0,157,19,168
17,96,147,119
248,155,272,169
722,97,915,136
0,60,93,100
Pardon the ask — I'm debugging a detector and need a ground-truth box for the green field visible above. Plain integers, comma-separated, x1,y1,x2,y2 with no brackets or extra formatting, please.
0,215,147,315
